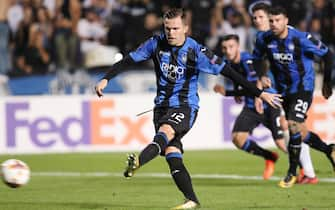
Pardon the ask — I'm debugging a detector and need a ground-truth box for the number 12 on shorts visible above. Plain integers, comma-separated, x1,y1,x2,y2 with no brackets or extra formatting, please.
169,112,185,124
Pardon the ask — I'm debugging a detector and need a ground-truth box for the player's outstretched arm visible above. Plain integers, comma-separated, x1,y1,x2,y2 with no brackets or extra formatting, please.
220,64,282,108
94,55,136,97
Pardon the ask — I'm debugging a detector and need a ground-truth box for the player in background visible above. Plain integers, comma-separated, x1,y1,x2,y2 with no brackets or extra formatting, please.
251,2,318,184
253,6,335,188
213,34,286,180
95,8,281,209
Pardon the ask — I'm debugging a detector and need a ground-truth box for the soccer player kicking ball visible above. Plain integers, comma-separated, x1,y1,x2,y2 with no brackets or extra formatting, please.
253,6,335,188
214,34,286,180
95,8,281,209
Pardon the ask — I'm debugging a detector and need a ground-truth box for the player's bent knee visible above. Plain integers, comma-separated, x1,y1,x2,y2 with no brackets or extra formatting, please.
159,124,175,141
288,121,301,134
232,132,248,149
153,132,169,155
165,146,181,156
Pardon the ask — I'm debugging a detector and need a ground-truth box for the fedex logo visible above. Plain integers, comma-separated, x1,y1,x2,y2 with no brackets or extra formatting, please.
5,100,151,148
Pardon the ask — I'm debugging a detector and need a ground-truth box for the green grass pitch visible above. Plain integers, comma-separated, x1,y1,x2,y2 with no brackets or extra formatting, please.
0,149,334,210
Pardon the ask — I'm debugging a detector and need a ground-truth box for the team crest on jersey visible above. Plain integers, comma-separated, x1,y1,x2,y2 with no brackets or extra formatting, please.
182,53,188,63
288,43,295,51
267,44,277,48
159,50,171,57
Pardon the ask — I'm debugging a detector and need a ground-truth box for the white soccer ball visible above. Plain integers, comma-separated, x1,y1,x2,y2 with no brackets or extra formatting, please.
1,159,30,188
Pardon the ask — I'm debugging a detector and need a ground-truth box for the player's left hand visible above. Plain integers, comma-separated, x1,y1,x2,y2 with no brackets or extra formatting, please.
322,82,333,99
260,92,282,109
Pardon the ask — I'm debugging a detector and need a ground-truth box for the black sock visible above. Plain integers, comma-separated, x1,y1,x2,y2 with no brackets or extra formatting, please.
303,132,332,155
288,133,302,176
139,132,168,166
166,153,199,204
241,139,276,161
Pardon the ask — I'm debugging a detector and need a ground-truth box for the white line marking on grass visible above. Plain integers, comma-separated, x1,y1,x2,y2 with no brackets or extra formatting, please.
32,172,335,183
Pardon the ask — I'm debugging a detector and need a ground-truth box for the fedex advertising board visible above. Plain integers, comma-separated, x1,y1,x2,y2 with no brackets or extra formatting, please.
0,94,223,154
1,93,334,154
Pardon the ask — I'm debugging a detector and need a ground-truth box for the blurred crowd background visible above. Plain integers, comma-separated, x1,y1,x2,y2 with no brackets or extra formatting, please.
0,0,335,95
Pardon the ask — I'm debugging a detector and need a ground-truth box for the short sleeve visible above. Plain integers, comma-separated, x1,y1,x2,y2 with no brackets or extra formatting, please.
129,36,158,62
196,46,226,75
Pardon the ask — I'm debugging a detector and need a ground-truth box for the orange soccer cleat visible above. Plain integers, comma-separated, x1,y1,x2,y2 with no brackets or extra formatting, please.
263,152,279,180
297,168,305,183
297,176,318,184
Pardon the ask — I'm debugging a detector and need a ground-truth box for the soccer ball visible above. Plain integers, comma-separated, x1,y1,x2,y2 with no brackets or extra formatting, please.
1,159,30,188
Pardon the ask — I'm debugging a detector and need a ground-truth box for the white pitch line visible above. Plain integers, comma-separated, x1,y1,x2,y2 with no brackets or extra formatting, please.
32,172,335,183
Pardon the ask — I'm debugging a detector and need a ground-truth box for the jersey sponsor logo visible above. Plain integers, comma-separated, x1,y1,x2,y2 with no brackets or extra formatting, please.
161,62,185,82
272,53,293,64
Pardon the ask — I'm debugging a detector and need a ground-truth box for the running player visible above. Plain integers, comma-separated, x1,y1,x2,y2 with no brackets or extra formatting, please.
214,34,286,180
253,6,335,188
251,2,319,184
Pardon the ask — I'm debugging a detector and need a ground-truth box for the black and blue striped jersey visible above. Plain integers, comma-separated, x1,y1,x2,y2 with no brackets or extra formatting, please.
129,33,226,109
228,52,276,110
253,26,329,95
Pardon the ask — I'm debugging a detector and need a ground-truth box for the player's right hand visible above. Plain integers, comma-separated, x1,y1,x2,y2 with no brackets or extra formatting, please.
260,92,282,109
95,79,108,97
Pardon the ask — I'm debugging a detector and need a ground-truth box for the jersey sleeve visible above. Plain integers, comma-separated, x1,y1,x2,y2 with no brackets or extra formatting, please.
302,33,328,57
129,36,158,62
196,46,226,75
